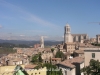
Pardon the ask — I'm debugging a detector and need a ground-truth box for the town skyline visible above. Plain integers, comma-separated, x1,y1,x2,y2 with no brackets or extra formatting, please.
0,0,100,41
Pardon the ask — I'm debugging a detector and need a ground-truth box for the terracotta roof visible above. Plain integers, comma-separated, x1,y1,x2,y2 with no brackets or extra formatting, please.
13,58,22,62
79,43,96,47
64,52,71,55
74,50,84,54
38,48,51,51
60,60,75,68
25,64,37,69
59,57,84,68
44,48,51,51
51,58,61,61
71,57,84,63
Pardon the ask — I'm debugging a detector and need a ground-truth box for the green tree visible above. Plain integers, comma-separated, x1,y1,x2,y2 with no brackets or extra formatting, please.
81,59,100,75
38,53,43,62
55,50,65,60
91,43,100,46
42,63,62,75
51,48,55,53
31,53,43,69
31,54,39,63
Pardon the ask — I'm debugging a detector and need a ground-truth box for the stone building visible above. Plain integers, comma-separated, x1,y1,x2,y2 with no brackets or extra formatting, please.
64,24,73,43
64,52,71,59
51,58,61,65
34,44,41,48
41,49,54,63
74,50,84,58
64,23,89,44
84,47,100,66
57,57,84,75
64,42,76,53
72,34,89,43
0,65,47,75
90,38,96,43
40,36,44,48
96,34,100,44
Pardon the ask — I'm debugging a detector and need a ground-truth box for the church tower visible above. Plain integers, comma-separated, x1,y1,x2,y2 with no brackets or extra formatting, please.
64,23,73,43
40,36,44,48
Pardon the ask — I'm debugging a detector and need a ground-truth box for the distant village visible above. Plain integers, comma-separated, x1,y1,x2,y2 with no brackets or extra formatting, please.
0,23,100,75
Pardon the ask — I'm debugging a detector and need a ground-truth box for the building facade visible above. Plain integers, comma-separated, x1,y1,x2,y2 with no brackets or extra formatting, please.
57,57,84,75
64,23,89,44
72,34,89,43
90,38,96,43
96,35,100,44
84,48,100,66
64,42,76,53
0,65,47,75
64,24,73,43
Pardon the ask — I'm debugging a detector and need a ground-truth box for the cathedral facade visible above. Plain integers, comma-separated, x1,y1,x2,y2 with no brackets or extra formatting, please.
64,23,89,43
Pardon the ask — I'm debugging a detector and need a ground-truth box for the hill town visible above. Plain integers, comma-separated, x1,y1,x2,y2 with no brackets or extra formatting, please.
0,24,100,75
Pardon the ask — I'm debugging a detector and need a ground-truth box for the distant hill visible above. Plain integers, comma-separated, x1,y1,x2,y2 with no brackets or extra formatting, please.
0,39,62,46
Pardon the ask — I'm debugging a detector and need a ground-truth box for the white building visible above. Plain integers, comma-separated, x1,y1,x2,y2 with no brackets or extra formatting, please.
57,57,84,75
40,36,44,48
64,24,73,43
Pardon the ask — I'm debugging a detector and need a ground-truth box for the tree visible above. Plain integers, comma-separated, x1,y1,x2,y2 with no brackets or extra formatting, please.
81,59,100,75
51,48,55,53
31,54,39,63
55,50,65,60
91,43,100,46
38,53,43,62
42,63,62,75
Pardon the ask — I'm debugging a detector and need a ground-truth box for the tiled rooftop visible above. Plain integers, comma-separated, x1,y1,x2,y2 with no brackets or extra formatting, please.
25,64,37,69
59,57,84,68
74,50,84,54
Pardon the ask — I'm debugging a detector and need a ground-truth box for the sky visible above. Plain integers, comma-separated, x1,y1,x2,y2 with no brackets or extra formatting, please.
0,0,100,41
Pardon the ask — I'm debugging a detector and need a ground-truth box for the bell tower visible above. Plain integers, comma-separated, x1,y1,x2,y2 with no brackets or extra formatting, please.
40,36,44,48
64,23,73,43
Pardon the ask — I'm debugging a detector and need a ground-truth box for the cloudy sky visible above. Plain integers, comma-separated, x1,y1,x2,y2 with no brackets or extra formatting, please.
0,0,100,41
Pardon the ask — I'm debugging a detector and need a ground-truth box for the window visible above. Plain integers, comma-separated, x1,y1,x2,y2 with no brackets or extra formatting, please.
84,36,86,39
65,70,67,75
92,53,95,58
